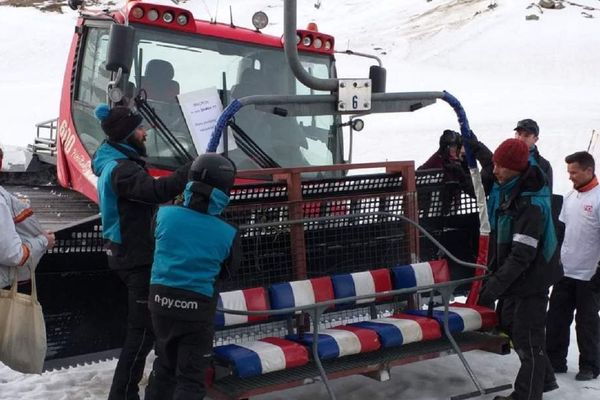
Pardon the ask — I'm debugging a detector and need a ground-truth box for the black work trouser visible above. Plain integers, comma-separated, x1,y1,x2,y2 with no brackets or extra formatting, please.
145,297,216,400
108,266,155,400
500,295,555,400
546,276,600,375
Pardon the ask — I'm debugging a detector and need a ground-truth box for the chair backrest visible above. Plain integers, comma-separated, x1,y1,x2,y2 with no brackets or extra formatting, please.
390,260,450,291
214,287,269,327
331,268,393,306
142,59,180,101
269,276,335,313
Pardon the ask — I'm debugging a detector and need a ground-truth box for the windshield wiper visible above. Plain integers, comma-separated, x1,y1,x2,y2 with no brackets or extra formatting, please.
228,121,280,169
134,92,193,164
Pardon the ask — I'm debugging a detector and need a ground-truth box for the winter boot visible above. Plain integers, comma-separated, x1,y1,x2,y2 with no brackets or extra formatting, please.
575,369,598,381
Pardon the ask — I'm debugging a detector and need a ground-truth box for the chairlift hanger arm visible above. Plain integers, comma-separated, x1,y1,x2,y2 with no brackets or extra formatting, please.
244,92,441,117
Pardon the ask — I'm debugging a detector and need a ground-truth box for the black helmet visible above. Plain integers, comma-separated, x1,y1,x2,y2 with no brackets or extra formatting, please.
439,129,462,150
189,153,237,193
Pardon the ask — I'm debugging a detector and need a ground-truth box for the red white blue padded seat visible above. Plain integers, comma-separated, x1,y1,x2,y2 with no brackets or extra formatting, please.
270,274,383,359
214,287,269,327
404,304,498,333
391,261,497,333
331,268,393,306
213,337,309,378
350,313,441,348
390,260,450,290
287,325,381,360
213,288,309,377
269,276,335,312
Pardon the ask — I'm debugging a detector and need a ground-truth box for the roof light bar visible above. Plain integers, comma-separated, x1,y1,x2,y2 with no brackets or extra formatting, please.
162,11,174,23
147,9,159,21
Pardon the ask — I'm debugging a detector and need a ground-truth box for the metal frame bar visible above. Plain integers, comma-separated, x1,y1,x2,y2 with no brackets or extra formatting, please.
34,118,58,156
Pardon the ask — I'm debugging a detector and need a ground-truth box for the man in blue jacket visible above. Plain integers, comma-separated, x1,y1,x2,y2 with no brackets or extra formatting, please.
479,139,563,400
92,104,190,400
145,153,240,400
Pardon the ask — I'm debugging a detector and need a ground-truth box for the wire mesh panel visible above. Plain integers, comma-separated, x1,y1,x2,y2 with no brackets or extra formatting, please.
304,211,410,277
416,168,480,291
223,163,417,290
214,320,290,344
37,216,126,365
416,168,478,218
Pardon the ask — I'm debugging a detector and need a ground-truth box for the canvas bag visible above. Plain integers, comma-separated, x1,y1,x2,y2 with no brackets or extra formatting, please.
0,268,47,373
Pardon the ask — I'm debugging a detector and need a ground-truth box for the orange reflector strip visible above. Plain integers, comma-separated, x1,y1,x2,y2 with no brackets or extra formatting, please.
18,244,30,266
13,208,33,223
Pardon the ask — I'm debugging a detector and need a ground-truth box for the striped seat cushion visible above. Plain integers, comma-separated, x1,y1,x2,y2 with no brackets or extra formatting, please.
287,325,381,360
405,303,498,333
269,276,334,312
213,337,309,378
214,287,269,327
331,268,392,306
350,313,441,348
391,260,450,290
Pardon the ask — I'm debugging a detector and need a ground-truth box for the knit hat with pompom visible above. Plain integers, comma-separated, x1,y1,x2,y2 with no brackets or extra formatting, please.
94,103,143,142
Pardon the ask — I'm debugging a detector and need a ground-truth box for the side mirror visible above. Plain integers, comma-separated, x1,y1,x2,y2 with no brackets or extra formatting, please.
369,65,386,94
106,24,135,74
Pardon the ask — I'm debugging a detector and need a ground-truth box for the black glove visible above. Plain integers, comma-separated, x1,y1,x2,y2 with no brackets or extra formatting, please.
478,287,497,308
590,268,600,293
463,130,480,152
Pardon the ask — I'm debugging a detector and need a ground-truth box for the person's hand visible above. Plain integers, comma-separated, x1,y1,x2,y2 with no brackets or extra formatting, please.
478,286,497,308
44,231,56,249
463,131,480,153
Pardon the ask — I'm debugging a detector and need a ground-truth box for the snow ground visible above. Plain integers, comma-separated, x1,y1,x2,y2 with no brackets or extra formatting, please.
1,0,600,399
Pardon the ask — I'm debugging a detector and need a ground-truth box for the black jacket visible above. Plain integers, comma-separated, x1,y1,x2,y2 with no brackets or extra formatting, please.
530,145,553,191
92,141,190,270
484,166,563,298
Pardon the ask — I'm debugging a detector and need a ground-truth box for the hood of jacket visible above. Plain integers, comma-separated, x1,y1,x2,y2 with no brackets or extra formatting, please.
183,181,230,216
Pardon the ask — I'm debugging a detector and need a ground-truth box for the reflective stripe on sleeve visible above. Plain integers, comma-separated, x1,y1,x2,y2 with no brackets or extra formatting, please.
14,208,33,223
512,233,538,248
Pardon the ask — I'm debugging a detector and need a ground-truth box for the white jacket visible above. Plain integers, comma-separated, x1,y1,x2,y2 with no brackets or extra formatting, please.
0,185,48,288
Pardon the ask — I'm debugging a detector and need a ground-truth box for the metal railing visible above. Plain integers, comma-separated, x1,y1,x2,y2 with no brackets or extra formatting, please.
32,118,58,156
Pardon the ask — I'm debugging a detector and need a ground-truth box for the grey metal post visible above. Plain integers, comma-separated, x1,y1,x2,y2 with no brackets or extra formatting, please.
283,0,338,91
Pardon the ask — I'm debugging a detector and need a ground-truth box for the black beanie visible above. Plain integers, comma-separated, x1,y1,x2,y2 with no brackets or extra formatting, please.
94,104,143,142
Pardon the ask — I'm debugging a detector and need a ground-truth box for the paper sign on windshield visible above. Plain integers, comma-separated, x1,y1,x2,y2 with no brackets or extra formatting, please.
178,87,225,153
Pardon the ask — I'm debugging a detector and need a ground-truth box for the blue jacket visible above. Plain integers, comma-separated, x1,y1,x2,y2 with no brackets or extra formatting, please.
149,182,240,320
92,141,189,269
485,165,562,298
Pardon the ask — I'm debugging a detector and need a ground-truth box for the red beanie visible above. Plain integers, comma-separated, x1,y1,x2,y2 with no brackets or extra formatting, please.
493,139,529,172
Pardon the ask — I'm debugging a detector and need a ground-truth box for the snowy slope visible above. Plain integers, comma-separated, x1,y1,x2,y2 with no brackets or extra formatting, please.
1,1,600,399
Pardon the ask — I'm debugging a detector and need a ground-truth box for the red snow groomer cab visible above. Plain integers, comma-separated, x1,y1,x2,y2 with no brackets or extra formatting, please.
35,1,511,398
57,0,340,201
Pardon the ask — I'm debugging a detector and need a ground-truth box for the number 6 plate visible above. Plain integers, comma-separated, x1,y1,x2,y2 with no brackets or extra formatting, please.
337,79,372,112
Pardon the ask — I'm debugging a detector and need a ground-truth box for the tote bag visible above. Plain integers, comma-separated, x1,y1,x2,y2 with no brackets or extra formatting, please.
0,269,47,373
